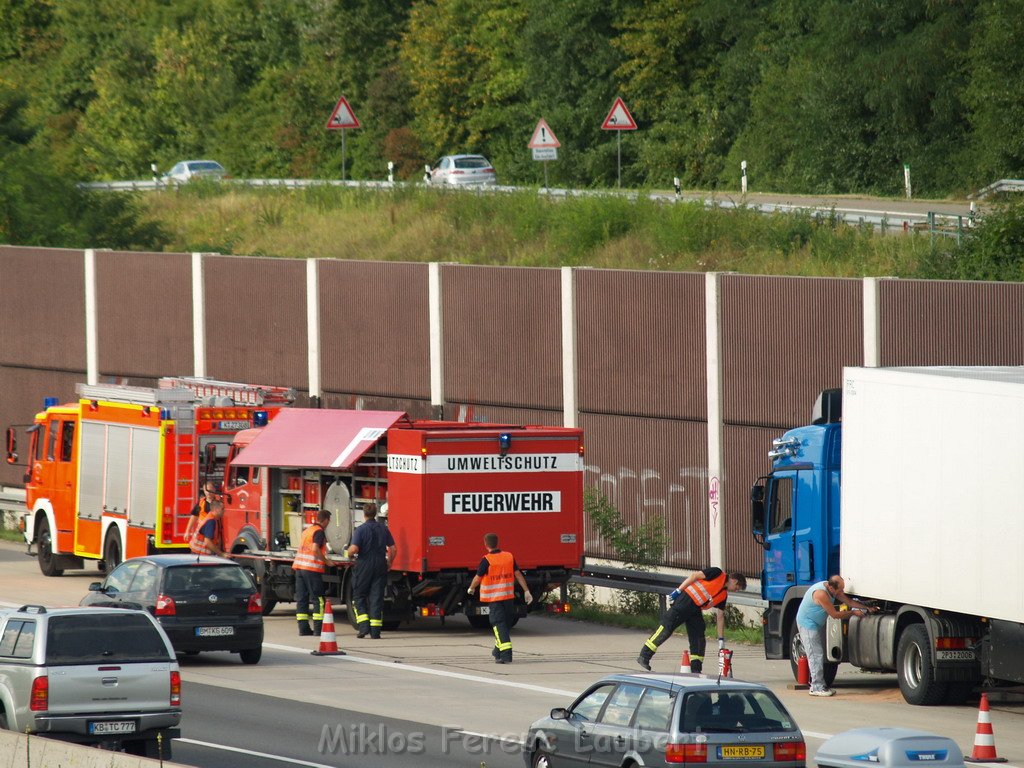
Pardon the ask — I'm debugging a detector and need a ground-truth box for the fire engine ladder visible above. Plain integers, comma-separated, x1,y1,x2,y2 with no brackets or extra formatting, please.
169,403,198,537
158,376,297,406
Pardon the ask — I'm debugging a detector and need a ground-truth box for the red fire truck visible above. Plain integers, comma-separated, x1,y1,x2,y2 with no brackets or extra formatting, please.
5,378,294,576
219,409,584,627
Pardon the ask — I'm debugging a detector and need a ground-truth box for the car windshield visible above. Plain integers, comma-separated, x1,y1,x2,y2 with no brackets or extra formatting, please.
680,690,797,733
164,565,253,592
46,613,171,664
454,157,489,169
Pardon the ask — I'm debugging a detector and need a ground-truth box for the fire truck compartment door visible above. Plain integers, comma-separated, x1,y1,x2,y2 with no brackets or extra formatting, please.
231,409,405,469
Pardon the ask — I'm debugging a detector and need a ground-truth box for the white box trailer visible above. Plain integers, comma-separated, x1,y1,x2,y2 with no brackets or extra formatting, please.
841,366,1024,624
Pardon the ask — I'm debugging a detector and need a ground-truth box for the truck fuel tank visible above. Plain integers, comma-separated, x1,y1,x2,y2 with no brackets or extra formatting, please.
827,611,897,669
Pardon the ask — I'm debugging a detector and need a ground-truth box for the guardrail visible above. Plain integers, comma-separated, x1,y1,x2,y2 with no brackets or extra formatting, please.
970,179,1024,200
573,562,766,614
80,177,971,237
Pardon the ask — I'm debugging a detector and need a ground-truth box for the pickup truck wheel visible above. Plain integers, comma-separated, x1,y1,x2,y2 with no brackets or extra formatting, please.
239,646,262,664
789,623,837,687
897,624,947,705
37,518,64,577
103,531,122,571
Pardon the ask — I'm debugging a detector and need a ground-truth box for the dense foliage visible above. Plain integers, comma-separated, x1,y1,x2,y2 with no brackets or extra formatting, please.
1,0,1021,197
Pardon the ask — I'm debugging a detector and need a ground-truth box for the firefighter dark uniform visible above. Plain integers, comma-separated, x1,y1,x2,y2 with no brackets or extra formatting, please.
350,517,394,639
638,567,730,673
189,510,222,556
478,549,518,664
293,521,328,636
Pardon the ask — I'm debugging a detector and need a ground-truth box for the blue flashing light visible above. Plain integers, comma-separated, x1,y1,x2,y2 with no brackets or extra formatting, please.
254,410,269,427
498,432,511,456
43,397,58,409
160,407,171,420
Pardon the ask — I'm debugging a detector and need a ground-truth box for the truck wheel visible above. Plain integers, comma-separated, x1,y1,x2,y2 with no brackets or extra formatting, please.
467,615,491,630
104,531,122,571
37,518,64,577
897,624,948,705
789,624,837,687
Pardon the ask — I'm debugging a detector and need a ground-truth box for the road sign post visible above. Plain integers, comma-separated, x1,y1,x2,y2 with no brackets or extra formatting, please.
601,97,637,188
326,96,361,181
529,119,561,189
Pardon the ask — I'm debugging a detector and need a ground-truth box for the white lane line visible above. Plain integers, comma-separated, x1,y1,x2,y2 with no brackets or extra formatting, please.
176,737,336,767
263,642,578,697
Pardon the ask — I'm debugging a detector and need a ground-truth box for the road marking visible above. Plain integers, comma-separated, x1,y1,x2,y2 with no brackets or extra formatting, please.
176,738,336,767
263,642,579,697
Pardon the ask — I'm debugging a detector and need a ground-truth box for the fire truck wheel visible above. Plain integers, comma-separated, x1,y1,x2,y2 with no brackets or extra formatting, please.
37,518,64,577
103,531,123,571
259,577,278,615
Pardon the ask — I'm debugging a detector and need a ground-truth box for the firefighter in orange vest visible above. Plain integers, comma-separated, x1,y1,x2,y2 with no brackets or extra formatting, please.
466,532,532,664
293,509,331,636
637,568,747,672
184,481,221,541
189,500,229,557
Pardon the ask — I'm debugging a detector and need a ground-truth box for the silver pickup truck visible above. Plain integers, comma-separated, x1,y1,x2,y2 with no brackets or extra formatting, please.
0,605,182,758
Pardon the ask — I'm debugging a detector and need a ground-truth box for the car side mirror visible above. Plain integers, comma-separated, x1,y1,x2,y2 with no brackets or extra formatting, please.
550,707,569,721
88,581,104,592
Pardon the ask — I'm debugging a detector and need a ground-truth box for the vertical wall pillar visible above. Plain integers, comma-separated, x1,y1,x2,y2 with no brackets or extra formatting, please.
191,252,206,378
863,277,882,367
84,249,98,386
306,259,321,404
428,262,445,418
705,272,725,566
561,266,579,428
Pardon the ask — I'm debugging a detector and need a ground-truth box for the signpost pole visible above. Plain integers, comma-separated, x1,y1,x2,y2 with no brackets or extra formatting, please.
342,129,347,182
544,160,549,189
616,131,622,188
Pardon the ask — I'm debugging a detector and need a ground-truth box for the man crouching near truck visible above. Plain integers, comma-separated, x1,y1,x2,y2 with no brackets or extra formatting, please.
797,574,877,697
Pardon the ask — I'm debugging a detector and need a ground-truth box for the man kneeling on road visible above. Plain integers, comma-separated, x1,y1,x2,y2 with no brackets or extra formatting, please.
638,568,746,672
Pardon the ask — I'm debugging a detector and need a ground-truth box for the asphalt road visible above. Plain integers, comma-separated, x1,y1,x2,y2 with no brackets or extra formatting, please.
1,540,1021,768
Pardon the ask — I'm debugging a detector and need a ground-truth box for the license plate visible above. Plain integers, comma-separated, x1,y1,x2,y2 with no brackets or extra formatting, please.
476,606,490,615
89,720,137,735
197,626,235,637
721,745,765,759
936,650,975,661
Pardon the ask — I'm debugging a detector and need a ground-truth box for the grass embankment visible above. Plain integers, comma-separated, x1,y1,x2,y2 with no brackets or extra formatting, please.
550,602,762,646
0,528,24,543
143,184,938,277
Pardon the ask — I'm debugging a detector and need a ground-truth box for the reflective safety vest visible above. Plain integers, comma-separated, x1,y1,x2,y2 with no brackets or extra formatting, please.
479,551,515,603
189,512,219,556
293,524,326,573
685,571,728,610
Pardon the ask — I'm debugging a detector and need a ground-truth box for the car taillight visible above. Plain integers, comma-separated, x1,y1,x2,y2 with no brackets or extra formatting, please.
170,671,181,707
30,675,48,711
774,741,805,762
247,593,262,614
666,743,707,763
155,594,176,616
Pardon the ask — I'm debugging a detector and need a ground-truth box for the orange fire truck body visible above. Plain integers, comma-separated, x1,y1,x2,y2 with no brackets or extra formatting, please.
14,379,292,575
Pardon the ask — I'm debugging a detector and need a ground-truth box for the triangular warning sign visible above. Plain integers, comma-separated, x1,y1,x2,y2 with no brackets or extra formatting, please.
326,96,361,130
528,118,561,149
602,97,637,131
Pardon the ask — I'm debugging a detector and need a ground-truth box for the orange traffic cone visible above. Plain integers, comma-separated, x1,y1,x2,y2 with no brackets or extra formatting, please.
964,693,1006,763
311,600,347,656
679,650,691,673
788,654,810,690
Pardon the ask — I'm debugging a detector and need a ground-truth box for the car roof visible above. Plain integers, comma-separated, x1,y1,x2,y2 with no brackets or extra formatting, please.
445,154,489,161
183,159,223,165
596,672,772,693
0,605,154,619
119,554,238,568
